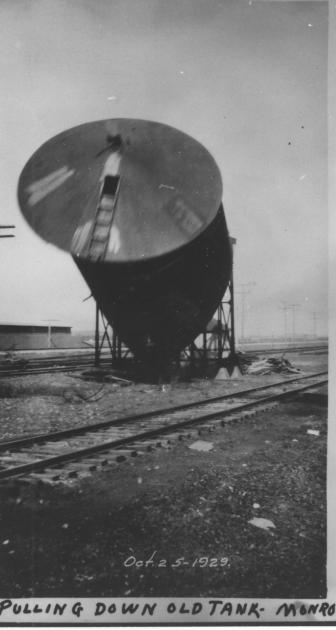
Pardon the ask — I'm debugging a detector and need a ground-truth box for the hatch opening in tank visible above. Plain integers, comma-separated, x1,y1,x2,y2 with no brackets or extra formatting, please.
102,175,120,197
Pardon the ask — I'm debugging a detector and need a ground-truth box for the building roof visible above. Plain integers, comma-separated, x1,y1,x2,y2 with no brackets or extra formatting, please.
0,323,71,332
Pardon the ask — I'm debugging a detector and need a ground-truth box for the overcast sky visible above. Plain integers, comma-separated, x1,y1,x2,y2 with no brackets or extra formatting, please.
0,0,328,337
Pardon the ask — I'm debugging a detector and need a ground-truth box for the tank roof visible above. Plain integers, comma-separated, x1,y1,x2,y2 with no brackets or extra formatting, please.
18,119,222,263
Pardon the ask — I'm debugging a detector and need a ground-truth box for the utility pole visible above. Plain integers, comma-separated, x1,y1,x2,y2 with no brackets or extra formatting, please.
279,304,289,341
311,311,318,338
287,304,299,342
236,282,256,342
42,319,59,349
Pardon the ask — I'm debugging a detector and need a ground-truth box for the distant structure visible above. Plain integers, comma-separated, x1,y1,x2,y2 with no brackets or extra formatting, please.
0,323,74,351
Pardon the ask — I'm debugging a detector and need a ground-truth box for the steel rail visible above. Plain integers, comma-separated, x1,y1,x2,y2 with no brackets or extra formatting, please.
0,345,327,377
0,354,112,375
0,352,107,364
0,343,327,362
0,371,328,452
0,365,95,377
0,360,109,378
0,373,327,481
240,344,328,354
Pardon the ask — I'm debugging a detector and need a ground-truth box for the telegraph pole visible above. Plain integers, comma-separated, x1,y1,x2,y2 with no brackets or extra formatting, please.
42,319,59,349
311,311,318,338
279,305,289,341
236,282,256,342
287,304,299,342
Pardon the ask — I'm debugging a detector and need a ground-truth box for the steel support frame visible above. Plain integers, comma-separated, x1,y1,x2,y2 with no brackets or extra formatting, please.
93,271,236,371
94,303,118,367
183,272,236,370
94,290,237,368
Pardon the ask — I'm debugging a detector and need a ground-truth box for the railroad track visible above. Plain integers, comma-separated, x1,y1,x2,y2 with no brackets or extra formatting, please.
0,356,113,378
240,344,328,355
0,344,328,377
0,371,327,484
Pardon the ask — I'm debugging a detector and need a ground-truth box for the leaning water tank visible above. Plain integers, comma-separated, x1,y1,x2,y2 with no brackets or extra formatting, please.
18,119,232,371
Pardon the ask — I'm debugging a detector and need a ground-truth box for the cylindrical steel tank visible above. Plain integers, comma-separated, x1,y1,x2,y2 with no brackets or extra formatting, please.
18,119,232,370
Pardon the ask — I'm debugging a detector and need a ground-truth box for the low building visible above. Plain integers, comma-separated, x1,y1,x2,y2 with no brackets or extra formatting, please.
0,323,76,350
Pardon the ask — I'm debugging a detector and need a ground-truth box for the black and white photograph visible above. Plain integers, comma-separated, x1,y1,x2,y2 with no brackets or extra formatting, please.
0,0,330,624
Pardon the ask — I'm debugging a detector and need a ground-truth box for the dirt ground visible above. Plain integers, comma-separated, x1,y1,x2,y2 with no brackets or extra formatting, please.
0,350,327,439
0,351,328,598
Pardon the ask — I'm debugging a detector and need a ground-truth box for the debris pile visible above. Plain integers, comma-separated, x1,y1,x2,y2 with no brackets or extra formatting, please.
2,353,29,369
239,353,300,376
79,369,132,385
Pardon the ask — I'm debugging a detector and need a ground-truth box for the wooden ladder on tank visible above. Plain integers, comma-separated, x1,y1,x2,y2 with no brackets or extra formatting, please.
87,174,121,261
